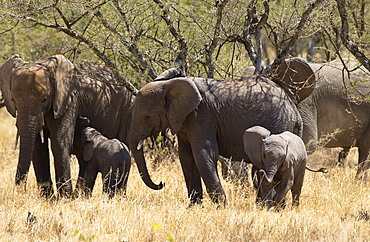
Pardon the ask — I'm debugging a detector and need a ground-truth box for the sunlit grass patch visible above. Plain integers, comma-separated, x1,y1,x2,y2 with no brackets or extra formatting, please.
0,109,370,241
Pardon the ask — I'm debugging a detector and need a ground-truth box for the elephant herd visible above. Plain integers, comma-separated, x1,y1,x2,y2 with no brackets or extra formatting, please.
0,54,369,210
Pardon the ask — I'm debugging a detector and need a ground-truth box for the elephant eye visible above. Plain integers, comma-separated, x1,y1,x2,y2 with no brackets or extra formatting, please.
144,115,150,121
42,97,48,103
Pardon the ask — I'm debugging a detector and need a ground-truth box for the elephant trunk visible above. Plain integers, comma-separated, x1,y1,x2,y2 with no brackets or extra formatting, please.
258,169,275,184
15,115,38,187
130,141,164,190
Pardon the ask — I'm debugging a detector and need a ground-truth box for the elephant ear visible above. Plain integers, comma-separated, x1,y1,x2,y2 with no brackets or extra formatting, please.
40,55,77,119
0,55,27,117
273,57,316,104
243,126,271,168
163,78,202,135
82,127,101,161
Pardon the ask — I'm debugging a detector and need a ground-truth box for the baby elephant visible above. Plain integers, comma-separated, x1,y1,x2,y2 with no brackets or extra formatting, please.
77,118,131,198
243,126,326,210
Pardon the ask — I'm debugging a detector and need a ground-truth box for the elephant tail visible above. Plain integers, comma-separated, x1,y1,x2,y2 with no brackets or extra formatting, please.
306,166,328,173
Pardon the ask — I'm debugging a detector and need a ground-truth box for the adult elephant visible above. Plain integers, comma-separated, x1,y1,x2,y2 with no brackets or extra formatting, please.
297,60,370,179
0,55,136,197
128,61,314,206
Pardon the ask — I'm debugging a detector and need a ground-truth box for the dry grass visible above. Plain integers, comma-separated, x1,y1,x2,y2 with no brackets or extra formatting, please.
0,109,370,241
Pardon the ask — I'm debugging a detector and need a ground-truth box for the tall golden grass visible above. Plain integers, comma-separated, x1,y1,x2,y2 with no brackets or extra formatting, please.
0,108,370,241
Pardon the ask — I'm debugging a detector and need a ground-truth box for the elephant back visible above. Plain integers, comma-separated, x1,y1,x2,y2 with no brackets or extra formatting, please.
310,62,370,100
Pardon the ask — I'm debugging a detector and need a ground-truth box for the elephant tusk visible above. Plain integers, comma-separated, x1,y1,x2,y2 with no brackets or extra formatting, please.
137,139,144,150
40,130,44,144
15,130,20,149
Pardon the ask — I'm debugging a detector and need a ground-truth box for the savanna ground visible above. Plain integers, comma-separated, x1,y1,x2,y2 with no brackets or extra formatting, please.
0,108,370,242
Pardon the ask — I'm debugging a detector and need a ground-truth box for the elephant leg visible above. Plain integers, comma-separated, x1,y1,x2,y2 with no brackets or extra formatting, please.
49,138,72,198
32,130,53,198
259,183,277,207
85,165,98,197
75,155,88,197
178,138,203,206
356,141,370,180
274,197,287,211
47,110,76,198
291,167,305,207
120,162,131,196
190,137,226,206
273,174,293,209
252,166,276,206
252,166,264,203
104,166,121,197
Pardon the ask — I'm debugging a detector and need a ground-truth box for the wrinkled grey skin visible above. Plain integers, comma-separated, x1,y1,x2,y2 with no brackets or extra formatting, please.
243,126,307,209
128,73,303,206
298,62,370,179
78,124,131,198
222,57,315,183
0,55,135,197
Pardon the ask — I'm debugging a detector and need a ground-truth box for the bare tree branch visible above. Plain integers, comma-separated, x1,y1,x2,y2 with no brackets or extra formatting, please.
204,0,229,78
112,0,131,33
94,10,158,80
254,1,269,75
241,0,259,67
336,0,370,72
56,0,109,28
5,12,139,95
153,0,188,71
265,0,325,75
0,20,19,34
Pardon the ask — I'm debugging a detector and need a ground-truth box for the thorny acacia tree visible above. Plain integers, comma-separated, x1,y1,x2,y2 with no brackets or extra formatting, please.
0,0,369,96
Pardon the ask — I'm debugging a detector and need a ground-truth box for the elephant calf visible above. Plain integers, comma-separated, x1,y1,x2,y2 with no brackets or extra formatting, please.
77,117,131,198
243,126,309,210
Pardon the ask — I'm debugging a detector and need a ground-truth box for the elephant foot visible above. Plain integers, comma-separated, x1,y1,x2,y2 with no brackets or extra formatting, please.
72,187,92,199
265,201,284,212
55,182,72,199
187,202,204,209
256,199,273,209
106,191,116,199
15,173,28,192
187,194,204,208
37,181,54,198
211,195,227,207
